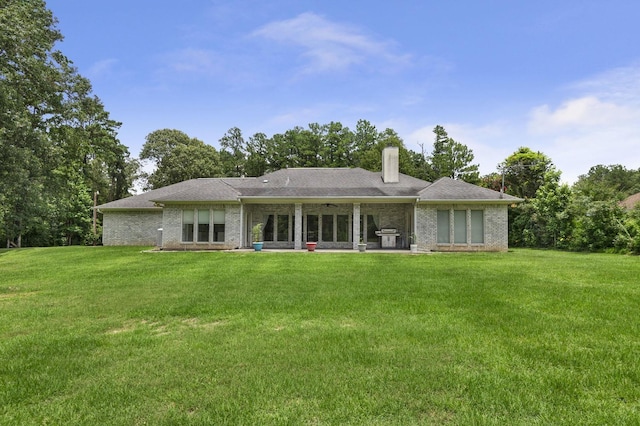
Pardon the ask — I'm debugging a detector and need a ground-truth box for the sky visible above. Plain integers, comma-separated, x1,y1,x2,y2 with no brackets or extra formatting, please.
46,0,640,184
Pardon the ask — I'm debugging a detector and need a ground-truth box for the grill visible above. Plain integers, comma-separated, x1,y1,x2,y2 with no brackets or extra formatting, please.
375,228,400,248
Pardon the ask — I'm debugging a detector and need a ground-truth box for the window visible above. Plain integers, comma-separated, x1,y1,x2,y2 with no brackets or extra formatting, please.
454,210,467,244
197,210,210,242
263,215,275,241
182,210,194,242
213,210,225,242
277,215,289,241
306,215,318,242
471,210,484,243
322,215,333,241
437,209,485,245
337,215,349,242
437,210,450,243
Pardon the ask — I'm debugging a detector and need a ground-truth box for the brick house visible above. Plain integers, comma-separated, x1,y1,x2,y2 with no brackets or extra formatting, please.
97,147,521,251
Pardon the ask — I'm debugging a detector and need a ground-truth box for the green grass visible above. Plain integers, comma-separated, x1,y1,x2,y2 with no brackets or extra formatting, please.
1,247,639,425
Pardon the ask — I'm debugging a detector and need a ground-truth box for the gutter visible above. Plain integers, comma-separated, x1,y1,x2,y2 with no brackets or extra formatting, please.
417,198,523,205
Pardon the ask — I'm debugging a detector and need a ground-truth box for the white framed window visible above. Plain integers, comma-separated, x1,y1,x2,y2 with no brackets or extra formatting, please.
454,210,467,244
337,215,349,242
182,210,194,242
213,210,225,242
437,210,450,243
277,215,289,241
197,210,210,242
471,210,484,244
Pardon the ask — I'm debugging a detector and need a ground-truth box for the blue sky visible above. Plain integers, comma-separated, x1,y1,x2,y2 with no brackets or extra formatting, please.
47,0,640,183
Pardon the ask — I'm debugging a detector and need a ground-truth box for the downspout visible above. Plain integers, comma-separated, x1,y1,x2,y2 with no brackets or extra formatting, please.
414,199,418,249
239,199,244,249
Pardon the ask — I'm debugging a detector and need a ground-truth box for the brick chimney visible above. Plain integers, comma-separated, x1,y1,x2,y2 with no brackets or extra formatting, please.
382,146,399,183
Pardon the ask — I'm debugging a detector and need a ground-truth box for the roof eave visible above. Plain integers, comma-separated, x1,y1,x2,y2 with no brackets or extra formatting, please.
98,207,162,212
151,199,241,204
239,196,419,204
418,198,523,204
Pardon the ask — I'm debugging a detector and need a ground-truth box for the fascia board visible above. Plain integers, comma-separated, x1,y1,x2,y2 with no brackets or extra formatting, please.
418,198,523,205
239,196,417,204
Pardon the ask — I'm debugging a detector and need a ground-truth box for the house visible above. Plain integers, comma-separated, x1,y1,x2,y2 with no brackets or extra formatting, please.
97,147,521,251
620,192,640,210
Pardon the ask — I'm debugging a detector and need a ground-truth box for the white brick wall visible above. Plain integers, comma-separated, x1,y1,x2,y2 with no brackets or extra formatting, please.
416,204,509,252
161,204,242,250
102,210,163,246
102,202,510,251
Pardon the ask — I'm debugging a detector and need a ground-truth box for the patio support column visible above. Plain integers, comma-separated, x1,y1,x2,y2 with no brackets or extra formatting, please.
352,203,361,250
294,203,302,250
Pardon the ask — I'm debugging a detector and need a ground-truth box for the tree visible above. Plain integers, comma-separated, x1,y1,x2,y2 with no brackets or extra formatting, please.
1,0,135,247
427,126,479,183
0,0,64,246
140,129,222,189
569,198,626,251
352,119,378,168
321,121,353,167
511,172,574,248
219,127,247,177
573,165,640,201
245,132,269,176
139,129,192,165
501,147,555,199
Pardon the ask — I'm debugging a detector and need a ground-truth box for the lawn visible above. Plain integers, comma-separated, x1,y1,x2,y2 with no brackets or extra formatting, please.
1,247,639,425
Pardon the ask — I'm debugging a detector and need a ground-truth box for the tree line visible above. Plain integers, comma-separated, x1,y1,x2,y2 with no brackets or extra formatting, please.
2,0,639,253
139,123,478,190
1,0,137,247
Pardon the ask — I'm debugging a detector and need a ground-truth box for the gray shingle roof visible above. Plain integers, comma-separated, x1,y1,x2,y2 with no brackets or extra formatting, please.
232,168,429,198
98,169,520,210
419,177,521,201
151,178,243,203
620,192,640,210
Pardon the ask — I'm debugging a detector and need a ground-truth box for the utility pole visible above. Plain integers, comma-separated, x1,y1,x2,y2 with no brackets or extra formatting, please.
93,190,99,244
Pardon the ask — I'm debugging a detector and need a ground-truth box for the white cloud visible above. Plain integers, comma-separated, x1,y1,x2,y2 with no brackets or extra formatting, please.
572,64,640,106
529,96,638,132
526,65,640,183
251,12,411,74
162,48,223,75
87,58,118,79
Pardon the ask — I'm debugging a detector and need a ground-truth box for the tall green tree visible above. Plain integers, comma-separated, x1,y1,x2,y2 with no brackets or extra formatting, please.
1,0,134,247
524,172,574,248
245,132,269,176
321,121,353,167
140,129,221,189
427,126,479,182
573,164,640,201
219,127,246,177
0,0,63,246
501,147,555,199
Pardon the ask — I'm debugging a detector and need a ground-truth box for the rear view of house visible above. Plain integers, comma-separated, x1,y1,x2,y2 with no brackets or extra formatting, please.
98,148,521,251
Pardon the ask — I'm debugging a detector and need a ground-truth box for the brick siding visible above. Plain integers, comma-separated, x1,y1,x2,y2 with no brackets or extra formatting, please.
416,204,509,252
102,210,162,246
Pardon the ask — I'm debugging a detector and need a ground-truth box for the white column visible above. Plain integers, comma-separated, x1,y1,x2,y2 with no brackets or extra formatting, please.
294,203,302,250
352,203,361,250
